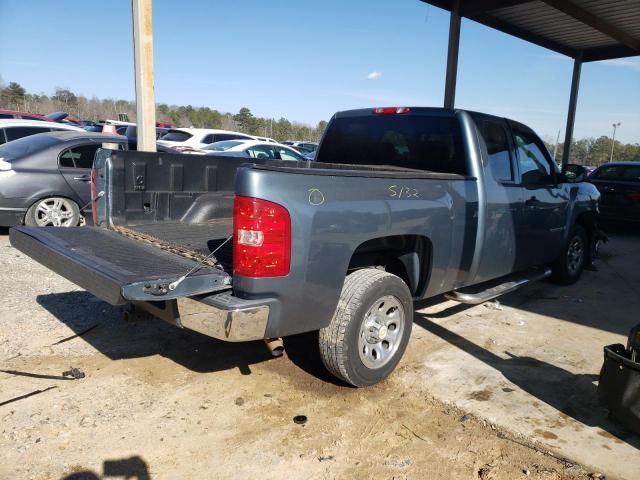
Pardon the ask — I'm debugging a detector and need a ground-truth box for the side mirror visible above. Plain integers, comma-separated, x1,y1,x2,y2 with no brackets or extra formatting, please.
521,169,553,187
562,164,587,183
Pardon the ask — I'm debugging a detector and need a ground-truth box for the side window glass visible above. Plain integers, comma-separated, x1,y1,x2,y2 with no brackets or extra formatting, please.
478,119,513,181
59,145,99,169
73,144,100,169
277,148,303,161
202,134,215,144
513,128,553,185
59,148,78,168
215,134,245,142
5,126,48,142
247,145,276,160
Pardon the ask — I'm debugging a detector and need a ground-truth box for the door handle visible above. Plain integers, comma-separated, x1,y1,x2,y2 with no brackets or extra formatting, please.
73,175,91,182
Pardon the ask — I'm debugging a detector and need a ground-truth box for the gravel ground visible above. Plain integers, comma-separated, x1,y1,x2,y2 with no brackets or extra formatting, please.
0,230,598,480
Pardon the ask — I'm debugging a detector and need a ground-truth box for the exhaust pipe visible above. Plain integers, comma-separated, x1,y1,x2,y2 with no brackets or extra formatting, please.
264,338,284,357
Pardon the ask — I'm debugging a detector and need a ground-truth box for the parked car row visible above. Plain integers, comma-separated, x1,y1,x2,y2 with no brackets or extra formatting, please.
0,119,84,144
156,128,257,152
186,139,307,160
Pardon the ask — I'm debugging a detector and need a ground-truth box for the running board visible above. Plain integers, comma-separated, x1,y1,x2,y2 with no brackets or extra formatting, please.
444,267,552,305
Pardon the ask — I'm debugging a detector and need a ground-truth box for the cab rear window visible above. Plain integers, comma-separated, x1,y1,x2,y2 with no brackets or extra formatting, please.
317,115,466,175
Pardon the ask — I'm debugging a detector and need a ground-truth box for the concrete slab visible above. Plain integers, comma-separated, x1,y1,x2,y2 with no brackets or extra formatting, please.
407,230,640,479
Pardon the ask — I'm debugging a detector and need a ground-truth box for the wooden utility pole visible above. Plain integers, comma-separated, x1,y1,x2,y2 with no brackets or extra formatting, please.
132,0,156,152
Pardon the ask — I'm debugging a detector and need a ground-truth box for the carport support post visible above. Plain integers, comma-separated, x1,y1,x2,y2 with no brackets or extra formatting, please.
444,0,461,109
562,52,582,166
132,0,156,152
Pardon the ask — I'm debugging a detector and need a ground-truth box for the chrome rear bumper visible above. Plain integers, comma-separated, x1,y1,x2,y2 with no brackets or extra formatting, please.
176,296,269,342
134,291,271,342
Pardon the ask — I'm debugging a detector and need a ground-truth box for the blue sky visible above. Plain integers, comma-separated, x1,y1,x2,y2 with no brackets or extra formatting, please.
0,0,638,143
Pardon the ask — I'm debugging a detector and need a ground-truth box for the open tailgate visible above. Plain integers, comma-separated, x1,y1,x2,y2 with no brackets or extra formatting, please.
10,226,231,305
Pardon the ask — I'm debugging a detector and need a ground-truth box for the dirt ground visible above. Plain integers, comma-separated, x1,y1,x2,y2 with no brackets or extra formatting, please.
0,228,622,480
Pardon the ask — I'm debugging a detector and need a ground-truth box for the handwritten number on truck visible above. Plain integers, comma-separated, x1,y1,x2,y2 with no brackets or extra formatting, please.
388,185,419,198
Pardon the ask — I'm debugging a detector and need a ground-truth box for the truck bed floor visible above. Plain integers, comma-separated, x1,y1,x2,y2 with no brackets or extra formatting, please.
122,219,233,268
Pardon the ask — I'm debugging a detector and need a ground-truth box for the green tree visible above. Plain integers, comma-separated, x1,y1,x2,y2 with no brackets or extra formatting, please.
0,81,26,109
52,87,78,108
233,107,255,133
316,120,328,136
272,117,292,141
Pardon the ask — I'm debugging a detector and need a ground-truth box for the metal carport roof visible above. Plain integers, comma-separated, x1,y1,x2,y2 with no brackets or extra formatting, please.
421,0,640,61
420,0,640,164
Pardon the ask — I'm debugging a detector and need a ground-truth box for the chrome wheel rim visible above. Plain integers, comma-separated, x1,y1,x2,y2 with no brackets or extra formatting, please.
567,235,584,274
358,295,405,369
34,198,76,227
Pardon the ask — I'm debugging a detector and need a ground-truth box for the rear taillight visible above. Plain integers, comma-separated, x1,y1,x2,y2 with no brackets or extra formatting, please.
373,107,410,114
90,167,98,225
233,196,291,277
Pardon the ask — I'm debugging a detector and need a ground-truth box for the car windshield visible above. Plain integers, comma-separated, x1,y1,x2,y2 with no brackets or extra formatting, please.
203,140,246,151
0,133,60,160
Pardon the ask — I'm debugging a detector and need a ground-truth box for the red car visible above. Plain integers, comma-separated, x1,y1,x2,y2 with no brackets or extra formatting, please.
0,109,51,121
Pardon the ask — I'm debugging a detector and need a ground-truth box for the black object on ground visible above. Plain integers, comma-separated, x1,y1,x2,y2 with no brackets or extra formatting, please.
0,386,58,407
0,369,75,381
598,342,640,435
62,367,86,379
51,324,99,345
293,415,308,425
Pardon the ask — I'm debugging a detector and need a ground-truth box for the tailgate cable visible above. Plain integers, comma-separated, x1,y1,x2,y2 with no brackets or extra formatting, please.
168,235,233,292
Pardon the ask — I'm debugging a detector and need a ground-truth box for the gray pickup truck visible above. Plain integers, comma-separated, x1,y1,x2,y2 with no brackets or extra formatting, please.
10,107,601,387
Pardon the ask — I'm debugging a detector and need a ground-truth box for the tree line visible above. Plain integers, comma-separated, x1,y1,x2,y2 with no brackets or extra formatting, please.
543,136,640,166
1,80,638,160
0,81,327,142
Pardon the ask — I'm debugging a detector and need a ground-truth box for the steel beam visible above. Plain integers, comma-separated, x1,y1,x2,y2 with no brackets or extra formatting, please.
562,52,582,166
131,0,157,152
444,0,461,109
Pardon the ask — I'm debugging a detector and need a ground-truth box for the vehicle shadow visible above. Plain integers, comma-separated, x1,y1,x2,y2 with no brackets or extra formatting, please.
60,455,150,480
36,291,274,375
413,313,640,449
283,331,348,386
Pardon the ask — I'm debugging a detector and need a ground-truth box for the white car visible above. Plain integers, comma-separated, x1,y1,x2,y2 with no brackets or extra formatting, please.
156,128,256,152
0,119,84,145
198,140,308,161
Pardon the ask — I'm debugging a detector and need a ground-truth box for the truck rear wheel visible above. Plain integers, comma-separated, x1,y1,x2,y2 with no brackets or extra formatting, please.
319,268,413,387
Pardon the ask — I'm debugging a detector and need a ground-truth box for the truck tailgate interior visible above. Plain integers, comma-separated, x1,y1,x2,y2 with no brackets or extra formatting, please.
10,226,231,305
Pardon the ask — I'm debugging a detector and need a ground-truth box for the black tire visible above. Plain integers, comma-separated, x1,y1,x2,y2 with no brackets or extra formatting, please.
24,197,81,227
551,224,587,285
319,268,413,387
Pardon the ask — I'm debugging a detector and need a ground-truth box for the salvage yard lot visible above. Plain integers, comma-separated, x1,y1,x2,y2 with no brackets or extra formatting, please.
1,228,638,480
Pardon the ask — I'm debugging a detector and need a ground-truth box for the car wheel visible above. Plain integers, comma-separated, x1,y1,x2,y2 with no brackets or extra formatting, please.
25,197,81,227
551,224,586,285
319,268,413,387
